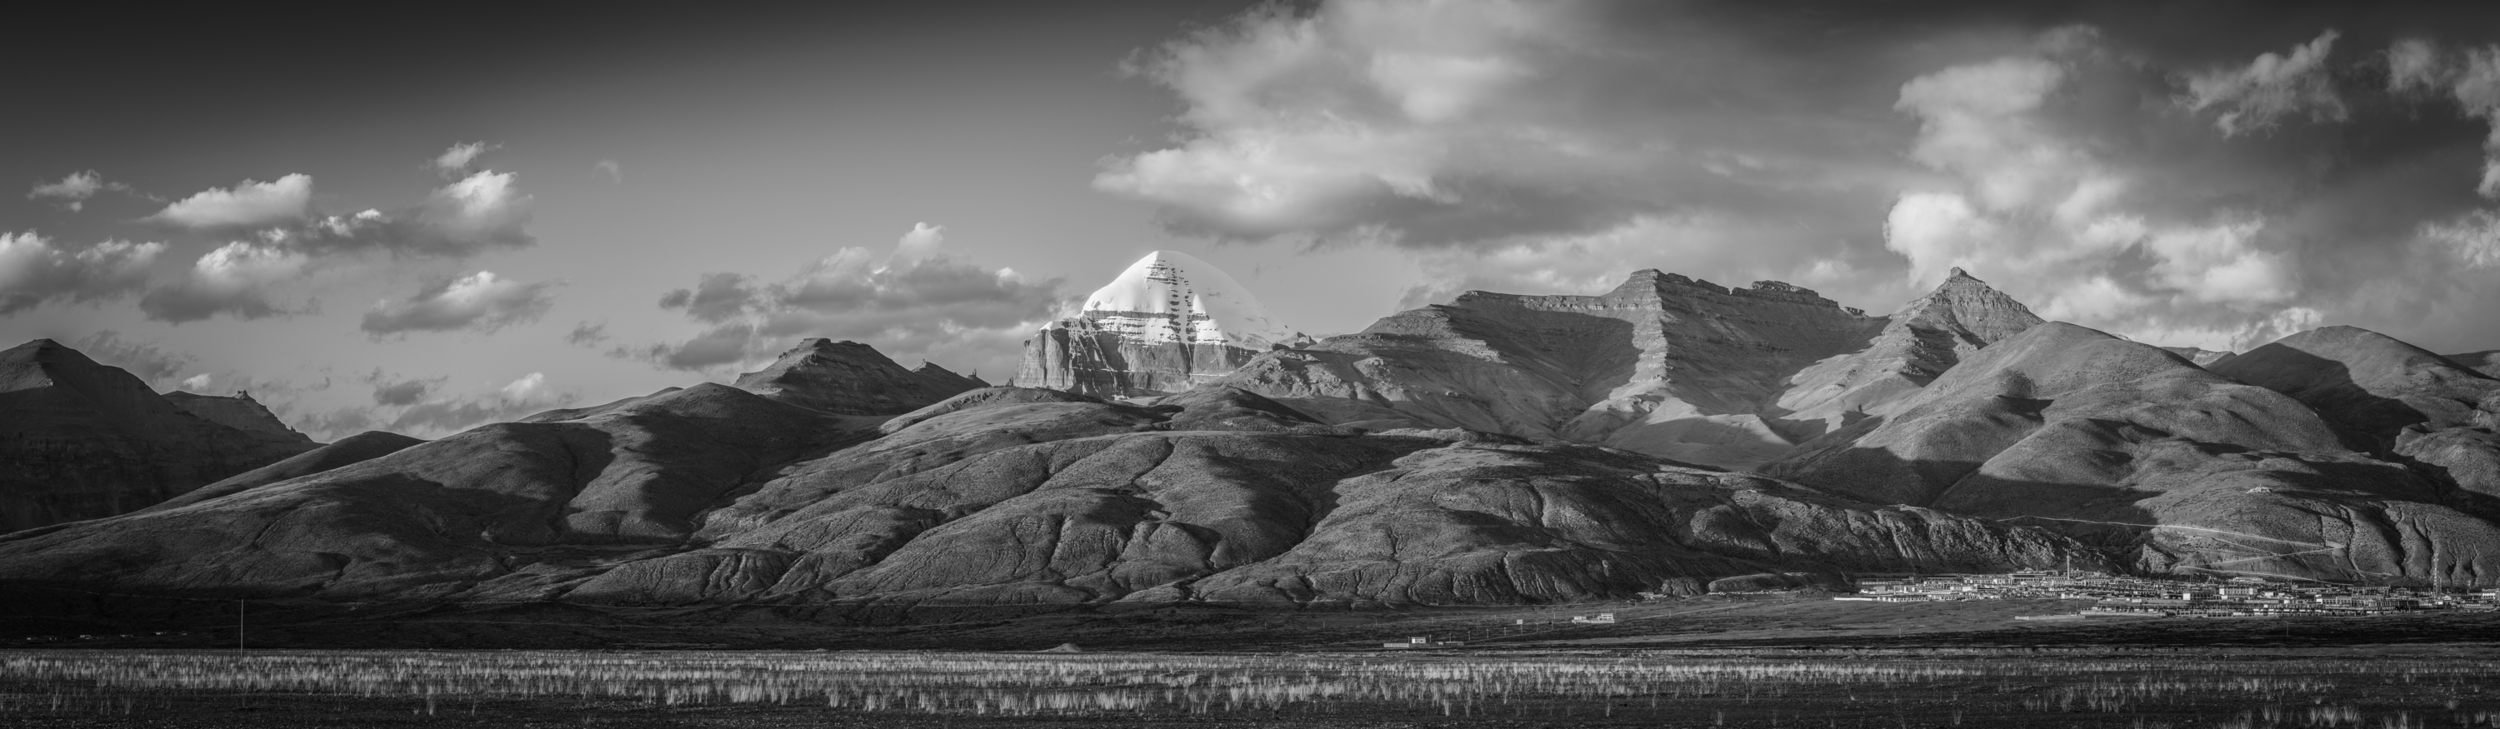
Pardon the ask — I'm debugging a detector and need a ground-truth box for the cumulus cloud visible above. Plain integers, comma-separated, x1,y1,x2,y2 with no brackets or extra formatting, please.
0,231,164,315
150,174,313,228
616,223,1062,377
1880,30,2324,350
136,241,309,322
2182,30,2348,136
27,170,129,211
386,371,571,435
2456,46,2500,198
431,141,497,176
302,370,570,439
2422,209,2500,269
360,270,558,338
655,272,759,324
151,169,539,270
353,368,444,408
2384,39,2500,199
1093,0,1902,256
284,170,536,256
74,331,196,386
2389,38,2447,94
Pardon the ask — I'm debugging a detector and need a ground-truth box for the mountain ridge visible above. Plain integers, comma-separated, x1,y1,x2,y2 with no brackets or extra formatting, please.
0,339,319,531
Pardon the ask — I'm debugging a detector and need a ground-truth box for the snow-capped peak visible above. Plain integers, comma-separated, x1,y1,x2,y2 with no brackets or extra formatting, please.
1079,250,1295,349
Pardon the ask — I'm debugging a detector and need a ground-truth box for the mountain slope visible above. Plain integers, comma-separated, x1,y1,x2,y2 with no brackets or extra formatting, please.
2447,351,2500,379
1764,322,2500,585
1208,270,2040,469
163,391,313,442
732,338,985,416
0,339,319,532
0,369,2106,609
2210,326,2499,442
2213,327,2500,506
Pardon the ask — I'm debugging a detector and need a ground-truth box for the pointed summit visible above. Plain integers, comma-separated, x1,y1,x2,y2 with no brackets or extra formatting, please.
1769,270,2044,438
1018,251,1301,398
730,338,983,416
1080,250,1295,350
1896,268,2044,348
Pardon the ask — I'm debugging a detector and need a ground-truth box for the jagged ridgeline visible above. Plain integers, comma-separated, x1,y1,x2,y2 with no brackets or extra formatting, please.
0,334,2103,611
5,263,2500,616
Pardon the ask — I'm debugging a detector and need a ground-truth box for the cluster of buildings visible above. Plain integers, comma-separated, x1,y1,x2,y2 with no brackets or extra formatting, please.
1839,571,2500,618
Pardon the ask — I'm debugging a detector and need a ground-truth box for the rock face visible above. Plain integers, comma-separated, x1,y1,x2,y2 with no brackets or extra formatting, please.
1763,322,2500,586
1015,251,1302,398
732,339,985,416
0,339,320,533
0,358,2104,609
163,391,313,441
1772,268,2047,440
1207,269,2040,469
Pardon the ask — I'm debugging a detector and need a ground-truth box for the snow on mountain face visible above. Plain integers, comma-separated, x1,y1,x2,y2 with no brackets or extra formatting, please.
1080,251,1295,350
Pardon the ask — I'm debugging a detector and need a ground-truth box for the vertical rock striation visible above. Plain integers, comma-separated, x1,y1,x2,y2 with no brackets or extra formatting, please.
1015,251,1303,398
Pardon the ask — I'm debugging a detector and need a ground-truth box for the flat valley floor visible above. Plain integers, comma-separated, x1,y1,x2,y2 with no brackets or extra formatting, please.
7,596,2500,727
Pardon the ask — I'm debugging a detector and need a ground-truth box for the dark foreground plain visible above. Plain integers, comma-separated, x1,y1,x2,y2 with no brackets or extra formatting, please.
6,595,2500,727
6,644,2500,728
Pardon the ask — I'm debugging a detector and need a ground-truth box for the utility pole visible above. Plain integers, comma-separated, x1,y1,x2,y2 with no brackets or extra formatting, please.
237,599,245,652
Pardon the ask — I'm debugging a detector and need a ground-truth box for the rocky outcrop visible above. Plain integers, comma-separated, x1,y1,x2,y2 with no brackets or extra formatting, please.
0,362,2104,608
0,339,320,533
1014,251,1303,398
163,391,313,441
1772,268,2046,440
1763,322,2500,586
732,338,984,416
1209,270,2041,470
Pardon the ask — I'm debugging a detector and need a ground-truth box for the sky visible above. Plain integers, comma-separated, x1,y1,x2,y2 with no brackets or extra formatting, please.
6,1,2500,441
